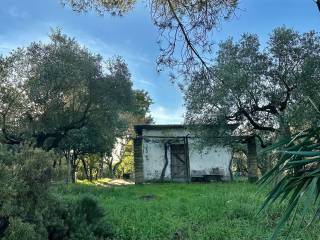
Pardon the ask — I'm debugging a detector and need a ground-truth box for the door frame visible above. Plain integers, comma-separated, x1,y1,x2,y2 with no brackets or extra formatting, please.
170,139,190,182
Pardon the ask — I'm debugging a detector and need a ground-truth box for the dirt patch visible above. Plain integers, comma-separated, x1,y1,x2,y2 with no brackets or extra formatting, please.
140,194,157,201
96,179,134,187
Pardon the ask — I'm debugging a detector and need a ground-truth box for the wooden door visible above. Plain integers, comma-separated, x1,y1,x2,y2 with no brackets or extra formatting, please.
171,144,188,181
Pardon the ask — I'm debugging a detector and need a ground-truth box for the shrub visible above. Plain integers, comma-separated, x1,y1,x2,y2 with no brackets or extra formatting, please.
2,218,40,240
47,195,113,240
0,145,54,238
0,145,113,239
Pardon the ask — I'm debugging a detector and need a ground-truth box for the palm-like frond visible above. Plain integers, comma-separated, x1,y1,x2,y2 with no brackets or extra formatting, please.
259,127,320,239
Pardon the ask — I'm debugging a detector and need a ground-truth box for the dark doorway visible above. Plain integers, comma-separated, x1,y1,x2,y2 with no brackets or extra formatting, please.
171,144,188,182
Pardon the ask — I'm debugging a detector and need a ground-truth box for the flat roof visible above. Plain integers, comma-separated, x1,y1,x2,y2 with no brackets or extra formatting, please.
134,124,240,135
134,124,253,142
134,124,187,135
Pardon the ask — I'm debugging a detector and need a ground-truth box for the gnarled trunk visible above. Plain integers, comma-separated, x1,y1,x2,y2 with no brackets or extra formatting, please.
247,136,259,183
278,115,291,140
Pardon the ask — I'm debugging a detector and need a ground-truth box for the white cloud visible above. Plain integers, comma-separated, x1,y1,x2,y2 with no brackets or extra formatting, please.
151,105,185,124
134,77,155,87
76,34,151,65
7,6,30,19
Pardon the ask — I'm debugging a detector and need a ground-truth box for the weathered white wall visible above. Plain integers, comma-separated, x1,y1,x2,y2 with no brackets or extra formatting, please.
141,128,232,181
188,138,232,180
143,140,171,180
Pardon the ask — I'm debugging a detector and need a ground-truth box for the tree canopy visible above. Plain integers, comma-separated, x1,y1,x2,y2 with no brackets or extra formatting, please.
185,27,320,145
0,30,137,151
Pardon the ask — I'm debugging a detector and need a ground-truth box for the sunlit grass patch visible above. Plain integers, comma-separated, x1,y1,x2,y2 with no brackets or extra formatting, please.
77,178,113,185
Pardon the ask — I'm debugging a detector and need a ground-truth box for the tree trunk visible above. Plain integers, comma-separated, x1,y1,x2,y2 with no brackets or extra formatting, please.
81,158,90,180
89,168,93,181
66,152,71,184
247,136,259,183
278,116,291,140
112,158,124,177
70,163,76,183
98,154,104,178
107,161,113,178
70,154,77,183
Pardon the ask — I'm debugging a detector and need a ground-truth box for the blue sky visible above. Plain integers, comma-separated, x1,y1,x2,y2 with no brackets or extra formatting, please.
0,0,319,124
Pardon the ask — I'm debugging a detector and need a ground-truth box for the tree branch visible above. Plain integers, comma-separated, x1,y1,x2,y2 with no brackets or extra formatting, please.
316,0,320,12
251,103,279,115
240,108,277,132
35,100,91,149
166,0,211,73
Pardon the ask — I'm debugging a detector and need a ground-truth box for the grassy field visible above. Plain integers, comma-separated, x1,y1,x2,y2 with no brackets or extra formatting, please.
57,182,320,240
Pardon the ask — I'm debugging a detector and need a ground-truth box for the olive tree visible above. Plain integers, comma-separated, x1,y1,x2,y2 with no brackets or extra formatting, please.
0,30,141,182
185,27,320,180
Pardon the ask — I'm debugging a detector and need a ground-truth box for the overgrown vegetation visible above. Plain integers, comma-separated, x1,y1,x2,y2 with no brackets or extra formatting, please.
0,145,112,239
0,30,151,239
1,0,320,238
58,182,320,240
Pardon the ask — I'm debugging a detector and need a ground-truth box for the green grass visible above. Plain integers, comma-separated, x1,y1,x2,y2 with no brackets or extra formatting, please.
57,182,320,240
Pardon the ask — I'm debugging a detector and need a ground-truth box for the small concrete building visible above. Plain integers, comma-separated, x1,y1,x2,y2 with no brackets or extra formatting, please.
133,125,233,183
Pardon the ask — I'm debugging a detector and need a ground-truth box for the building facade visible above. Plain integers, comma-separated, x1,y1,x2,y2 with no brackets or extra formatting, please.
134,125,233,183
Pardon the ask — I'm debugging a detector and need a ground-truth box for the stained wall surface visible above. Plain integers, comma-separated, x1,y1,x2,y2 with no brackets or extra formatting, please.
141,128,232,181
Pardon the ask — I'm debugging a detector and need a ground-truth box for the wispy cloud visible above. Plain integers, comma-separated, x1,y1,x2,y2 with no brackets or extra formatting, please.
134,77,155,87
151,105,185,124
7,6,30,19
76,34,151,65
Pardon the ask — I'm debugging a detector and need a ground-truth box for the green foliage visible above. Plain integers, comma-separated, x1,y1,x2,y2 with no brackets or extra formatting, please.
47,195,113,240
1,29,147,183
61,0,136,15
0,145,55,238
260,127,320,239
0,145,113,239
115,140,134,178
132,90,153,125
1,30,136,151
59,182,320,239
3,218,39,240
185,27,320,143
77,154,102,181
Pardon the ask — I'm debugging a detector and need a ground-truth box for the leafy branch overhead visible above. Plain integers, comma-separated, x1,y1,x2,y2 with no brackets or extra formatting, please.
61,0,320,81
61,0,238,78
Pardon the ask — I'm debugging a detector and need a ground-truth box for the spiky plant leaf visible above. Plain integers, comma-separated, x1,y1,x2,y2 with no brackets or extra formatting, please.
259,127,320,239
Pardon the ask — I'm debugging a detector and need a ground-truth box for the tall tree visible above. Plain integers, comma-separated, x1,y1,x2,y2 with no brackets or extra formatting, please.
0,30,141,181
185,27,320,179
186,27,320,141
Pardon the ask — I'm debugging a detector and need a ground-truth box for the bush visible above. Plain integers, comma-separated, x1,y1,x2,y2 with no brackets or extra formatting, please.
47,195,113,240
3,218,40,240
0,145,113,239
0,145,54,239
